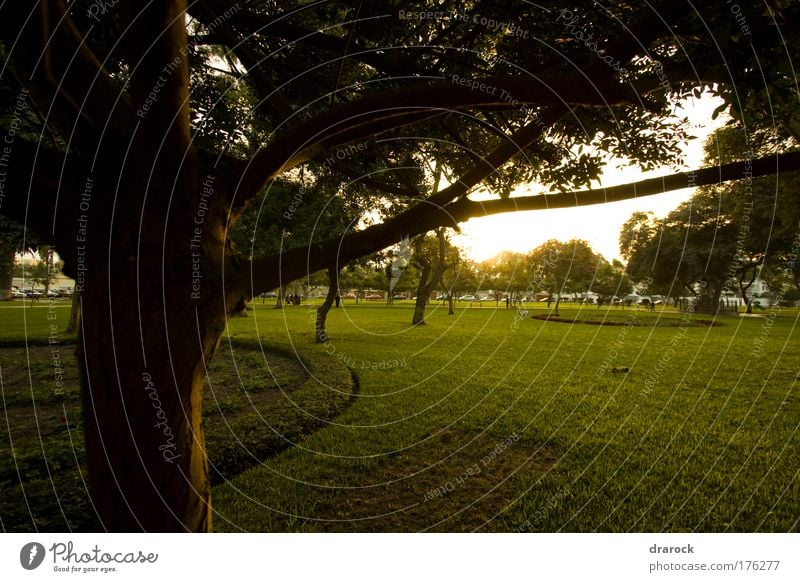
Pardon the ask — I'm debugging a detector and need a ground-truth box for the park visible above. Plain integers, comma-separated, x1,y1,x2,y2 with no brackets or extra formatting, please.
0,1,799,534
1,295,798,532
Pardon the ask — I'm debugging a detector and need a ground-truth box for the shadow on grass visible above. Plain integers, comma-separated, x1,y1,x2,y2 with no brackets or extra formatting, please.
0,339,355,531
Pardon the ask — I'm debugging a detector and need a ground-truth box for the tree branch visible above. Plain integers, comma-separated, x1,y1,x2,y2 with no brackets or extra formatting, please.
236,74,643,202
194,0,437,77
447,151,800,219
0,1,135,148
244,151,800,298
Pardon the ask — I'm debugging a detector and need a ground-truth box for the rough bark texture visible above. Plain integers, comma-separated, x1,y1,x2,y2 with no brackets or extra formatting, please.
1,0,797,534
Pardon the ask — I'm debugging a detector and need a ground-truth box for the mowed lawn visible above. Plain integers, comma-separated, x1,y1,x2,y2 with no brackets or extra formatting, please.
213,301,800,532
1,300,798,532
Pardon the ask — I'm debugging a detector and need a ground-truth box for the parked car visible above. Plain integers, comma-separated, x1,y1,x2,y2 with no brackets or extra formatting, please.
392,294,406,300
365,293,383,300
46,289,61,298
342,293,356,299
12,289,26,299
23,289,43,298
459,294,476,301
260,291,278,298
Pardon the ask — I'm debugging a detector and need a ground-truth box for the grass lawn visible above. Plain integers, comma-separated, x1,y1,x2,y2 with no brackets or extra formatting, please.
1,299,798,532
214,300,800,532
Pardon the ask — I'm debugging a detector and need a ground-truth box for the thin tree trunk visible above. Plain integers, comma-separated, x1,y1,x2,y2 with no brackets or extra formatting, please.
412,265,431,326
66,289,82,333
739,264,758,314
448,293,455,315
275,284,287,309
0,244,13,297
411,229,448,326
316,267,338,343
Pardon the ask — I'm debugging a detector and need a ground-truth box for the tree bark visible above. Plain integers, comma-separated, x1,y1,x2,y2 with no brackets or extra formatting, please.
66,289,81,334
0,243,14,295
739,263,759,314
412,267,430,325
315,267,338,343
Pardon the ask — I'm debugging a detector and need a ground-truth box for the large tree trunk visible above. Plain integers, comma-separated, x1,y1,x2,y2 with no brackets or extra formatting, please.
73,165,238,532
315,267,338,343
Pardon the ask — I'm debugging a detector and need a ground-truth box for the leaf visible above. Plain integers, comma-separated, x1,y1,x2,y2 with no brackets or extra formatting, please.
711,103,728,120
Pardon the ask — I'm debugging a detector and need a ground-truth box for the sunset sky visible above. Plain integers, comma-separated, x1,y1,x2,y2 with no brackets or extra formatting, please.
454,94,727,263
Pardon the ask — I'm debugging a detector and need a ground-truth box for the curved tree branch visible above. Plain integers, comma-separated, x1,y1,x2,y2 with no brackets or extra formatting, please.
236,74,644,201
245,151,800,297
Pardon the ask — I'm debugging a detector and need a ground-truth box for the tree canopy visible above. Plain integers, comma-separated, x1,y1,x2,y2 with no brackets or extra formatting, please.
621,124,800,311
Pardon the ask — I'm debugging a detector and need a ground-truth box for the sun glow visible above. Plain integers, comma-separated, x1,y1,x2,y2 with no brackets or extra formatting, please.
454,95,726,262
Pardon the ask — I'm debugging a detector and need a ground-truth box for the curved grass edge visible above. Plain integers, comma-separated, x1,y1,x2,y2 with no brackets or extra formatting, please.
206,340,357,485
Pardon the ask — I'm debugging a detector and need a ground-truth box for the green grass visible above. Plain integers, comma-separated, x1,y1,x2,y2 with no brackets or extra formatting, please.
0,299,74,343
1,300,798,532
0,303,354,531
213,302,800,532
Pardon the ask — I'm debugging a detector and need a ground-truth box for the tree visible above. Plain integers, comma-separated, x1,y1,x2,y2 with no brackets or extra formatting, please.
621,125,800,313
314,267,338,344
2,1,799,531
29,247,63,294
0,217,40,294
439,245,472,315
480,251,530,307
410,229,449,326
592,259,633,307
529,239,597,313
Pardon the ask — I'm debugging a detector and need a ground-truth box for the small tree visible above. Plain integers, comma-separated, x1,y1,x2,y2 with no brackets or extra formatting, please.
592,259,633,307
411,229,449,325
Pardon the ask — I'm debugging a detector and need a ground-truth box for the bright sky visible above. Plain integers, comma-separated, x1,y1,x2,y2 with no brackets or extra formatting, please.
454,94,727,263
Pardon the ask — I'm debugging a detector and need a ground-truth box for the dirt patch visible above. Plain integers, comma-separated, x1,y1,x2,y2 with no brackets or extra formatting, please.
530,313,720,327
314,428,559,532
